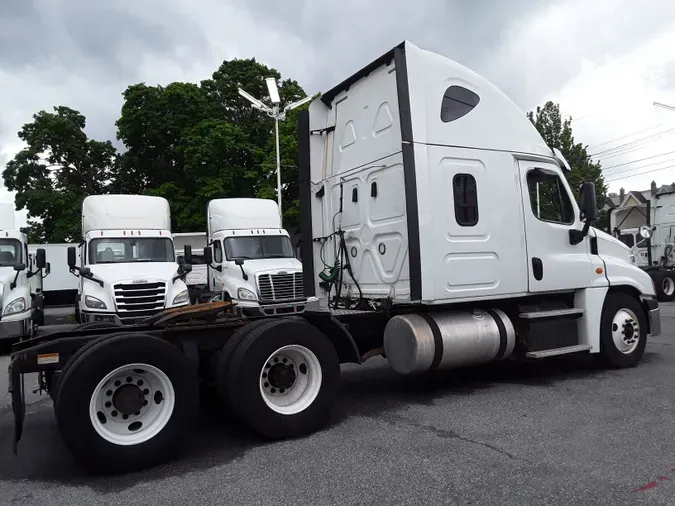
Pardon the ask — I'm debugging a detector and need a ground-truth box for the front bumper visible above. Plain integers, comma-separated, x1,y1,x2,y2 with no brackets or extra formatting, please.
234,299,307,317
0,310,32,340
644,298,661,336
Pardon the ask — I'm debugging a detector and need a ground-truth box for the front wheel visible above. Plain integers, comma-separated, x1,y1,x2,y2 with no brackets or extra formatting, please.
652,271,675,302
598,292,647,368
55,333,198,473
226,319,340,439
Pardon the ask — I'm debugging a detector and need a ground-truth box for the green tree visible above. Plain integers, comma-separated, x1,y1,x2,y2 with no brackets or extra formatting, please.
3,106,117,242
116,58,309,231
527,101,608,227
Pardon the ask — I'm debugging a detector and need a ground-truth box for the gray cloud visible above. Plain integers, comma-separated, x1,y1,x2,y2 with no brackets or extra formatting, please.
0,0,209,80
1,0,675,223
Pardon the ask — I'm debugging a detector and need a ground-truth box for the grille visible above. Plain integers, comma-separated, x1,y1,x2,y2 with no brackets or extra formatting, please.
257,273,303,302
114,281,166,322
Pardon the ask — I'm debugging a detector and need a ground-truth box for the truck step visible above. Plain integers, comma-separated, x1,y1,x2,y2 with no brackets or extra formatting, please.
518,308,584,320
525,344,592,359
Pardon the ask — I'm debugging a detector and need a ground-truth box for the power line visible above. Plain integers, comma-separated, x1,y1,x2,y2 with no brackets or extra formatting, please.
601,149,675,172
603,158,675,179
591,126,675,158
605,162,675,183
588,124,663,150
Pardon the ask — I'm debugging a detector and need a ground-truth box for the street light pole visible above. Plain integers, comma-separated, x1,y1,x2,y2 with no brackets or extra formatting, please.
237,80,313,221
274,114,282,213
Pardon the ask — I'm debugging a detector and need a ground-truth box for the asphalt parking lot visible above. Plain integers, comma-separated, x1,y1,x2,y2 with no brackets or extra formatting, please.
0,306,674,505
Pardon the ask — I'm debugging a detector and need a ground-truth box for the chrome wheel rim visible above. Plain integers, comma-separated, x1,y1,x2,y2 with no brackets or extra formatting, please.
611,308,641,354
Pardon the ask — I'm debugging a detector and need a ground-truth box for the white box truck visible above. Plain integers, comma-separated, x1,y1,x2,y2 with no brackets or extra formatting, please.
188,198,305,316
67,195,192,325
8,41,661,474
0,203,47,339
28,243,79,306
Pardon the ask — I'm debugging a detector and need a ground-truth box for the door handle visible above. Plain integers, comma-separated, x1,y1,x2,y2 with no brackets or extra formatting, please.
532,257,543,281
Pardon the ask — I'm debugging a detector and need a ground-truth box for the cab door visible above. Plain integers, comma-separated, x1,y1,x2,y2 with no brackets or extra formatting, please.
518,161,597,292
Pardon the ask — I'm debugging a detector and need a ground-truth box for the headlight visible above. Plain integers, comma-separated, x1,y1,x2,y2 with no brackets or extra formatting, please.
4,297,26,315
237,288,257,301
84,295,107,310
172,290,189,305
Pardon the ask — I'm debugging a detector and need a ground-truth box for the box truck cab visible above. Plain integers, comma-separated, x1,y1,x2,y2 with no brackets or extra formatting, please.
196,198,305,316
68,195,191,325
0,203,47,339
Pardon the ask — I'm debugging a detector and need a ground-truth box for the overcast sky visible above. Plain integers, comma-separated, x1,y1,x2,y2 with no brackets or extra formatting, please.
2,0,675,227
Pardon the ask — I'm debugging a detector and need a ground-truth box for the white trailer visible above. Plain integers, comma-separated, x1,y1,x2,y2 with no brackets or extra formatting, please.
173,232,208,303
8,41,660,474
28,243,79,306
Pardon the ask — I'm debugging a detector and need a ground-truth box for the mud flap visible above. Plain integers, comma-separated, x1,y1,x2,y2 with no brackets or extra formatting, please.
9,362,25,455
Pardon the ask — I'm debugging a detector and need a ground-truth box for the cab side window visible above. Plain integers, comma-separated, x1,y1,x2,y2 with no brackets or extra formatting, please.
213,240,223,263
527,169,574,225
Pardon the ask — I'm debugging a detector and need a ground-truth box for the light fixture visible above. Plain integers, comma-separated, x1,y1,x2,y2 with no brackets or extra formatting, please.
237,79,314,217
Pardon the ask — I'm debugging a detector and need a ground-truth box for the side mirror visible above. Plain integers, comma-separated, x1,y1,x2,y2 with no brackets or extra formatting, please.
183,245,192,265
35,248,46,269
639,225,654,240
45,262,51,275
182,263,193,273
67,246,77,268
204,246,213,265
177,255,185,266
80,266,91,276
13,263,26,272
235,258,245,266
579,182,598,223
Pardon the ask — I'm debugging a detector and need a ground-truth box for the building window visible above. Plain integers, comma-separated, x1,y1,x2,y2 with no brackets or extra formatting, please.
441,86,480,123
527,169,574,225
453,174,479,226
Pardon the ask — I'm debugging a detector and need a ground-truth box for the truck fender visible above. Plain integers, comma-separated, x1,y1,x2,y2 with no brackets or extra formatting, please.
301,312,361,364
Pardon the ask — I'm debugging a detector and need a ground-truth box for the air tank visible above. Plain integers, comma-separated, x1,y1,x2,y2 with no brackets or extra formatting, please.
383,309,516,375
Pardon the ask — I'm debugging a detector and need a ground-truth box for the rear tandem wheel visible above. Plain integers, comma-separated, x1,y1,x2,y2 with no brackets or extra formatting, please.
53,333,199,473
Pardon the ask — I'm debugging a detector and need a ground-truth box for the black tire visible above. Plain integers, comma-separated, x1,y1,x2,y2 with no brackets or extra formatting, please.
33,294,45,326
214,319,275,411
54,333,199,473
49,326,124,405
598,292,647,368
227,319,340,440
652,270,675,302
74,295,81,324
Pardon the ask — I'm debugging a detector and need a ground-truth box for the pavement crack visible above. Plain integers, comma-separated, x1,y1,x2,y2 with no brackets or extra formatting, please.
381,413,530,463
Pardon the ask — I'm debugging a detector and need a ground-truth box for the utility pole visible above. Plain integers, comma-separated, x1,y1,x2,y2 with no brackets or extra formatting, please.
238,80,313,217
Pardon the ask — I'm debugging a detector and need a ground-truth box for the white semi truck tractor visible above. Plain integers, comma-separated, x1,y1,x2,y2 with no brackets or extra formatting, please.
186,198,305,316
0,203,47,340
68,195,192,325
8,41,660,474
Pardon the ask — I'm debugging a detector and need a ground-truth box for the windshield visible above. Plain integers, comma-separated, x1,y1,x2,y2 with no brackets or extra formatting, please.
89,238,175,264
0,239,21,266
224,236,294,260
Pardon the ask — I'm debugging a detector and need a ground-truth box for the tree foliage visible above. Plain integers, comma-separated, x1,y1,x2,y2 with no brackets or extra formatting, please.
4,58,309,242
3,107,117,242
527,101,608,227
